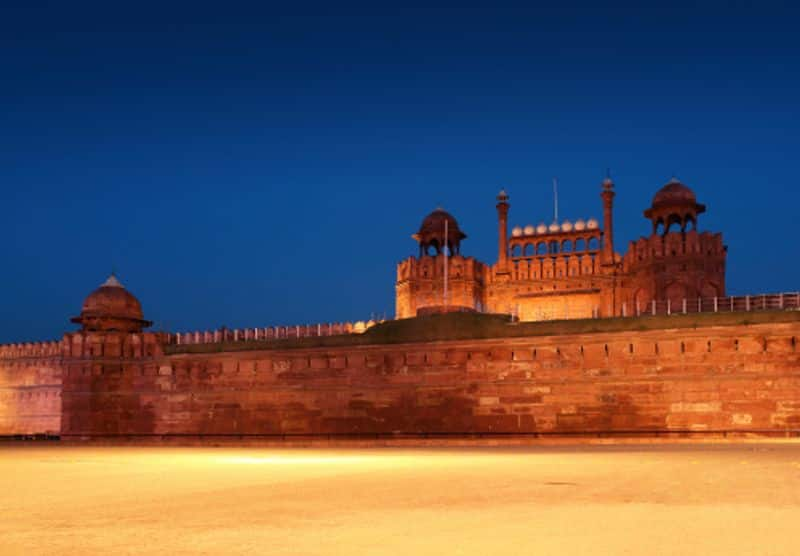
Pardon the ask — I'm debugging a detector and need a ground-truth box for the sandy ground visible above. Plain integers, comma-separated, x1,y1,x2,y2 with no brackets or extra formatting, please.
2,443,800,555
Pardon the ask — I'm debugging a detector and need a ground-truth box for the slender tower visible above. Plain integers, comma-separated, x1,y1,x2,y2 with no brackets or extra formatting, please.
496,189,510,273
600,177,615,264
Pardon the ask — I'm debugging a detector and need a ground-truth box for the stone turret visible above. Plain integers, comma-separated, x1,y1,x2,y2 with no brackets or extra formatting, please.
70,274,152,333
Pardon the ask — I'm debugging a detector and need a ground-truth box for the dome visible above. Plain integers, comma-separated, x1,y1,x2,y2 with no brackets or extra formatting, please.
561,220,573,232
511,226,523,237
587,218,599,230
71,274,151,332
536,223,548,234
417,208,465,239
574,219,586,231
413,208,467,255
548,222,560,233
651,178,697,207
523,224,535,235
644,177,707,234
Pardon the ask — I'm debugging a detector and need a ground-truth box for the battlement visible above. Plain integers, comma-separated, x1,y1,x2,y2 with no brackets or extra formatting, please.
396,254,486,282
62,331,162,359
623,230,725,271
503,251,603,282
0,341,62,360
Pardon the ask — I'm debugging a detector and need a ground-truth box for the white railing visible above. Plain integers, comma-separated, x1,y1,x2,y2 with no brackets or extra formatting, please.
622,292,800,317
165,320,382,346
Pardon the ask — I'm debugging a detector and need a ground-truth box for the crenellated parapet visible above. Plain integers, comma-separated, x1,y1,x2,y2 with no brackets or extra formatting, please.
397,253,485,282
623,230,725,271
61,331,163,359
0,341,62,360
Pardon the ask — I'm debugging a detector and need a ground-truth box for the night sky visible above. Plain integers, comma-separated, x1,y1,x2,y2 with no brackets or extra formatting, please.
3,2,799,342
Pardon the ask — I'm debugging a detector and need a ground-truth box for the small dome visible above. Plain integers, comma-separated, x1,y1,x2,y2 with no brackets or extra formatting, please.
652,178,697,207
536,223,548,234
418,208,465,239
71,274,151,332
574,219,586,231
644,177,706,232
523,224,535,235
587,218,599,230
548,222,561,233
511,226,523,237
413,208,467,255
561,220,573,232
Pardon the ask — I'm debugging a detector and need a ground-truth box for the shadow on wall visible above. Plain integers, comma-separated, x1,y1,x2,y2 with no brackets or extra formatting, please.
556,391,651,434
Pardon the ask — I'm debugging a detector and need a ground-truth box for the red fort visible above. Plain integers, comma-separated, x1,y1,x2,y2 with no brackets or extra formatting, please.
2,178,799,441
397,177,725,321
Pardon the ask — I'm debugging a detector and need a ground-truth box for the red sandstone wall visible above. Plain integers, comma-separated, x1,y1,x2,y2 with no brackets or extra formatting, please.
0,342,62,435
60,332,162,437
60,321,800,438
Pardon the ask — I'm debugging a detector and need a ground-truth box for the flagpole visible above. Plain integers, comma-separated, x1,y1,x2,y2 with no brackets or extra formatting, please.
443,218,449,309
553,177,559,223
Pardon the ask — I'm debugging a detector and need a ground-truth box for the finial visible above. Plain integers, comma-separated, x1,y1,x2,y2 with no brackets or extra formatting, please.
602,169,614,188
102,273,123,288
497,188,509,202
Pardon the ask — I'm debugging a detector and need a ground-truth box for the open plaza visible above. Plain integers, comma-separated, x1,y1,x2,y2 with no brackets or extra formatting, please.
2,442,800,555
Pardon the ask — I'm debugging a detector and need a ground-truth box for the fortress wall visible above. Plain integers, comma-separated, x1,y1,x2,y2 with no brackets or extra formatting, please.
516,291,600,321
0,342,62,435
61,321,800,438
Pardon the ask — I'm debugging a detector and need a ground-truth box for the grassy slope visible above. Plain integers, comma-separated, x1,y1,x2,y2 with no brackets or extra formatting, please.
165,310,800,355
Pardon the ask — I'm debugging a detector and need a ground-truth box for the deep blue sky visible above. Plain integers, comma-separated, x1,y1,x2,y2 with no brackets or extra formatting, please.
3,1,799,342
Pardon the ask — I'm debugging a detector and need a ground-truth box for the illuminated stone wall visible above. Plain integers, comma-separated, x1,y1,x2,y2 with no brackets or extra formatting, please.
0,342,61,435
513,291,601,321
57,319,800,438
396,254,487,318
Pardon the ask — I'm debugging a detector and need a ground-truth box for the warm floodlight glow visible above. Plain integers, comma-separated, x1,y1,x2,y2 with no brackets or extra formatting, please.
5,445,800,555
219,454,373,466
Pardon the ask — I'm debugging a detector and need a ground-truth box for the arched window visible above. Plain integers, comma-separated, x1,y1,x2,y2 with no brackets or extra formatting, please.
511,244,522,258
524,243,535,257
665,214,683,234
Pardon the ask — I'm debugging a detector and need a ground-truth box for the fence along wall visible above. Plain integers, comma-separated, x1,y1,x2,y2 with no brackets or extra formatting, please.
165,320,381,347
0,341,62,435
61,320,800,438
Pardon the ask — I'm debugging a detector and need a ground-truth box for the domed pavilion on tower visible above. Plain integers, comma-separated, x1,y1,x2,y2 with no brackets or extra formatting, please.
71,274,152,333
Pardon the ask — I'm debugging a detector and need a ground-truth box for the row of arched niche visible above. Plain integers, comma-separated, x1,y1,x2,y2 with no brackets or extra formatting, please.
652,213,699,235
511,237,600,258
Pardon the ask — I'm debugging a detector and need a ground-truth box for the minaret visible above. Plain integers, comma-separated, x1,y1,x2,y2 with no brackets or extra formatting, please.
496,189,510,273
600,177,615,264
